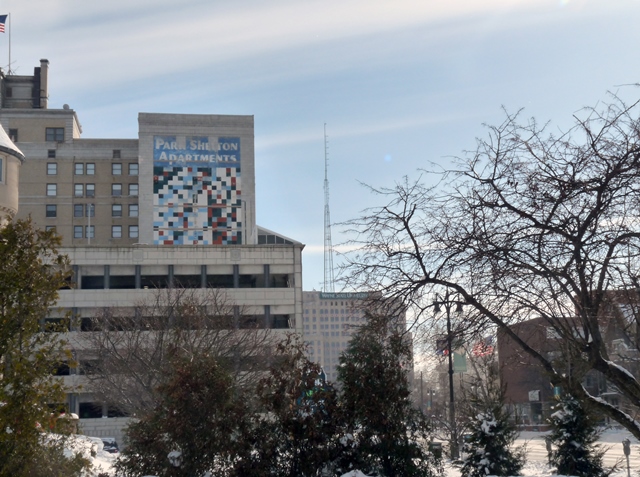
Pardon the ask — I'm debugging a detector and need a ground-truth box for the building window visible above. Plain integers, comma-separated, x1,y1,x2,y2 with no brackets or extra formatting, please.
112,225,122,238
112,184,122,196
113,149,121,159
74,226,83,239
46,184,57,196
45,225,56,232
74,204,83,218
86,163,95,175
47,163,57,175
112,204,122,217
47,149,56,158
8,129,17,142
86,204,95,217
74,184,84,197
45,127,64,142
86,183,95,197
129,225,139,238
45,204,57,218
112,163,122,175
86,226,94,239
128,163,138,176
74,163,84,175
129,183,138,196
129,204,138,217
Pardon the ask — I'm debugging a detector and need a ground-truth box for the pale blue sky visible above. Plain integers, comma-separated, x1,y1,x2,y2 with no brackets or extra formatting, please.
4,0,640,290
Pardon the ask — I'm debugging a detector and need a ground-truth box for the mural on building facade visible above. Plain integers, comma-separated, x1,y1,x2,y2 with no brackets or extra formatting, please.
152,135,241,245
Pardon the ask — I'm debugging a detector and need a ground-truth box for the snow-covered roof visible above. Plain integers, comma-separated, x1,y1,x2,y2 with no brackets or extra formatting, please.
0,127,24,162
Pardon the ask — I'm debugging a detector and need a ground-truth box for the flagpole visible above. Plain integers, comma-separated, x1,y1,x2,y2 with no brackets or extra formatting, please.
7,13,10,74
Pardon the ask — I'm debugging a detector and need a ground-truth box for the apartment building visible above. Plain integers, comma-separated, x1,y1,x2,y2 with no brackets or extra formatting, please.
0,60,304,443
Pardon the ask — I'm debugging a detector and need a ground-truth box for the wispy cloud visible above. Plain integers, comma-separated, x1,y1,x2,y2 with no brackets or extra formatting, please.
10,0,550,89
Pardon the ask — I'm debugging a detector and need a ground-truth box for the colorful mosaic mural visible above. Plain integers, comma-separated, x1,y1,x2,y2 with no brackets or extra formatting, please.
152,136,242,245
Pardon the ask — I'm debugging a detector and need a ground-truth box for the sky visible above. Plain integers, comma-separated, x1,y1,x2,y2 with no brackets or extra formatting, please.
3,0,640,290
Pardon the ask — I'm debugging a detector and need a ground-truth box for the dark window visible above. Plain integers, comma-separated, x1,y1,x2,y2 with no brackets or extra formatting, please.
6,87,12,98
79,402,102,419
53,361,70,376
112,149,121,159
78,359,99,374
271,315,290,329
45,127,64,142
74,204,83,218
81,276,104,289
140,274,170,289
85,204,95,217
239,274,265,288
206,274,234,288
109,275,136,289
46,204,57,218
174,275,202,288
8,128,17,142
47,149,56,158
112,184,122,196
271,274,290,288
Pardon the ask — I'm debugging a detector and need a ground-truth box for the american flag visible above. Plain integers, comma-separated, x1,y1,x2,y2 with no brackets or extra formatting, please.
0,15,7,34
472,337,495,357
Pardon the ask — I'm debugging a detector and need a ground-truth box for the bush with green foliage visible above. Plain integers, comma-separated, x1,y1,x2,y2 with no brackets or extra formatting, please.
235,334,340,477
335,314,442,477
116,354,249,477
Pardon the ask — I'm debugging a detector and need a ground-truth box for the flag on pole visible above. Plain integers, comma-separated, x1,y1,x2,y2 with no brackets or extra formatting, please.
0,15,7,33
472,336,495,357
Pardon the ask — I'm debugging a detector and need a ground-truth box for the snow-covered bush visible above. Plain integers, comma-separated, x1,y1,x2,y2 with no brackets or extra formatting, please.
460,405,525,477
548,395,609,477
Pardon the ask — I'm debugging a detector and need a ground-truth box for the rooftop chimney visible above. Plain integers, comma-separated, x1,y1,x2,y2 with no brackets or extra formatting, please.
39,59,49,109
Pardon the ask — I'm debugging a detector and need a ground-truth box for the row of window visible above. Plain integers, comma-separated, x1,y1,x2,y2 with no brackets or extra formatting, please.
47,162,138,176
45,203,139,218
46,183,138,197
60,225,139,239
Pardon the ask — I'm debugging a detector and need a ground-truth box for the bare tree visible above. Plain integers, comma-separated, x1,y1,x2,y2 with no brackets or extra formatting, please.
340,93,640,439
78,287,276,416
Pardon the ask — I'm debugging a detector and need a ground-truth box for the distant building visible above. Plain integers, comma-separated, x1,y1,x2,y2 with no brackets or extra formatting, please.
302,291,370,382
302,291,409,383
498,291,640,426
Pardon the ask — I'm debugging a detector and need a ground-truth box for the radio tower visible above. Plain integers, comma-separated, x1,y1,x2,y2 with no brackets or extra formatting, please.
323,124,335,292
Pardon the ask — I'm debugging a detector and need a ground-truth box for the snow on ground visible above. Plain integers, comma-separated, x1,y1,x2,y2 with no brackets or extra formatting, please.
74,428,639,477
60,434,118,476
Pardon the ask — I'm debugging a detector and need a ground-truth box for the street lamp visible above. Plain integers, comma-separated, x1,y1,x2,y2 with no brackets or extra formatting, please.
433,291,465,461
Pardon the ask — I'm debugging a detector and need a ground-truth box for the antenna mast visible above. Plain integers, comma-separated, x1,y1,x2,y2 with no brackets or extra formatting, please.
323,123,335,292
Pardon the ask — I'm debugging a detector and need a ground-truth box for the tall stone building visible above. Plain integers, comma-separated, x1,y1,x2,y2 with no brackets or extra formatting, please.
0,60,304,443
